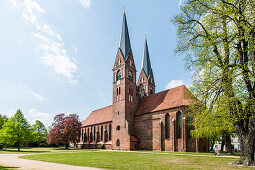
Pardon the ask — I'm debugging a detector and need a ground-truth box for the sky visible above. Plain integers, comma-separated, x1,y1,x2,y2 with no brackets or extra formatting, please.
0,0,191,127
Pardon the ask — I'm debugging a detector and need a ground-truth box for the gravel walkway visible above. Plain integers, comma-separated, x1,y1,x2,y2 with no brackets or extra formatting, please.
0,154,104,170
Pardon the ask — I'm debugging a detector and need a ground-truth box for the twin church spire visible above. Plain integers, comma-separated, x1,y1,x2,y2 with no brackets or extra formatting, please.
119,12,131,61
141,38,152,78
111,12,155,149
116,12,155,98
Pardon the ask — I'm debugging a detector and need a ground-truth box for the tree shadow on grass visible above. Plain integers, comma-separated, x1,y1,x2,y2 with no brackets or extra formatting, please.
0,165,19,169
0,148,49,153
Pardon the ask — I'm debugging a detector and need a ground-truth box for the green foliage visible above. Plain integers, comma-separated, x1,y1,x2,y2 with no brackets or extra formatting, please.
31,120,48,146
174,0,255,136
0,114,8,129
0,109,32,150
99,144,105,149
173,0,255,164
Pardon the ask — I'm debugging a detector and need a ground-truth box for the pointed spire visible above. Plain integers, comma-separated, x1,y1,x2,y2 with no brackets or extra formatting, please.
141,37,152,78
119,11,131,61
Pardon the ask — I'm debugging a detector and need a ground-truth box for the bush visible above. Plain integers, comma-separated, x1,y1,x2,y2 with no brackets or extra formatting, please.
99,144,105,149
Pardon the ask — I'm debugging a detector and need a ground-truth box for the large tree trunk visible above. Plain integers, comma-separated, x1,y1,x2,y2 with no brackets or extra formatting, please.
210,140,215,151
234,118,255,166
220,138,225,152
224,133,233,155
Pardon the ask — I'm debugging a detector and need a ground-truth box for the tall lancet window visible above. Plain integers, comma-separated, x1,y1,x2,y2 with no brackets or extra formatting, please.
117,58,121,66
117,70,121,81
165,113,170,139
177,111,182,138
128,88,133,102
128,71,133,81
117,87,121,102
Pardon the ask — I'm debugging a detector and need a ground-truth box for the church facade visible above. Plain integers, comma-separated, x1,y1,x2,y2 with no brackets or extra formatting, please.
77,13,208,152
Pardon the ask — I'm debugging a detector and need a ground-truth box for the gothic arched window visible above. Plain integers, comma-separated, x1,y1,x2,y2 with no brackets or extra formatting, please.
128,71,133,81
117,70,121,81
141,77,144,83
177,111,182,138
101,126,103,141
129,60,132,66
93,126,96,141
87,128,89,142
150,88,153,94
109,124,112,141
116,139,120,146
165,113,170,139
117,58,121,66
81,128,84,141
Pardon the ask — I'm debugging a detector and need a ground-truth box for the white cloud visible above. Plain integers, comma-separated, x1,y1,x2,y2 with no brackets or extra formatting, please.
24,0,45,14
9,0,20,9
5,109,16,117
79,0,91,8
71,44,78,54
8,0,78,83
165,80,185,90
19,85,46,101
178,0,182,7
28,108,51,126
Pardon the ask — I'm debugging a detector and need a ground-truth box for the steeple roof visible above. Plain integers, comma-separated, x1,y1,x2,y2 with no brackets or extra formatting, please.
119,12,131,61
141,38,152,78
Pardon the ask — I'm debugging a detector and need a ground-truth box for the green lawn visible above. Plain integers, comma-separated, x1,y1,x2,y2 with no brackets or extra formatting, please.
20,151,252,170
0,147,95,154
0,165,14,170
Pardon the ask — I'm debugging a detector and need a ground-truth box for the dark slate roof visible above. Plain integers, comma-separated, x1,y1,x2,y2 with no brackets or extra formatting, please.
141,38,152,78
119,12,131,61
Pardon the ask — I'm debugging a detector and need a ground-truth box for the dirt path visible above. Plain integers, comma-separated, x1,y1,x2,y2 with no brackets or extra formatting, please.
0,154,104,170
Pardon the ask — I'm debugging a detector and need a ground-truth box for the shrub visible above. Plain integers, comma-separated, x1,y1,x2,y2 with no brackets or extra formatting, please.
99,144,105,149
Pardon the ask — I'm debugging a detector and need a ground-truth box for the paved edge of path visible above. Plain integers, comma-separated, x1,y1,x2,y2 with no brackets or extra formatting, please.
0,153,105,170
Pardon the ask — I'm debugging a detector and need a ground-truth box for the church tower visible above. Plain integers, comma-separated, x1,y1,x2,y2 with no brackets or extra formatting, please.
112,12,139,150
138,37,155,97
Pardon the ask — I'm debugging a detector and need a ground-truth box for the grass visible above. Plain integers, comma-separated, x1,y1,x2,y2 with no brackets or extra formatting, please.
0,165,15,170
20,150,253,170
0,147,100,154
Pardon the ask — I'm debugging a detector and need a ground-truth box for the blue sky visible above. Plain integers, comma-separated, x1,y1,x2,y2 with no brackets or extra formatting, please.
0,0,191,127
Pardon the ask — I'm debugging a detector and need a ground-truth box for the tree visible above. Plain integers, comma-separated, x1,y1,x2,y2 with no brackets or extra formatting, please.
174,0,255,166
0,114,8,129
31,120,47,146
189,103,234,154
47,113,81,149
0,109,31,151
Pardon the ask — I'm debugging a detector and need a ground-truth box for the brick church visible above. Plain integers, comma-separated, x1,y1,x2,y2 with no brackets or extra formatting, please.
77,12,208,152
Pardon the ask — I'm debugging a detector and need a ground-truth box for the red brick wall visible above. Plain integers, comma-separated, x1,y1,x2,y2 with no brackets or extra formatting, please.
137,69,155,97
77,122,112,149
135,106,194,151
112,50,138,150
